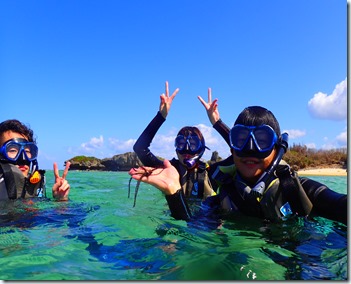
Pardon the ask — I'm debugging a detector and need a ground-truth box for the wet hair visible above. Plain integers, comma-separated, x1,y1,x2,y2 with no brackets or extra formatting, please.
234,106,281,137
0,119,36,143
177,126,206,149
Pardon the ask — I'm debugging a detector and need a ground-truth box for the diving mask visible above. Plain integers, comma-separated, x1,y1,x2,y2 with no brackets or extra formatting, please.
230,124,278,158
175,135,204,155
0,138,38,163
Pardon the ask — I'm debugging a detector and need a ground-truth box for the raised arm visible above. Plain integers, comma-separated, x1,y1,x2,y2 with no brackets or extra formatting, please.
198,88,231,146
133,81,179,167
159,81,179,119
197,87,220,125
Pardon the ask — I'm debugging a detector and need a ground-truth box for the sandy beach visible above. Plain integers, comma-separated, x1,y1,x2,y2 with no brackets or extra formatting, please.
297,168,347,177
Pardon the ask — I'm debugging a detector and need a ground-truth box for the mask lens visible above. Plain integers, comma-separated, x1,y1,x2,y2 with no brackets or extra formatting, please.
187,136,201,152
24,143,38,160
175,136,187,151
5,143,22,160
253,126,276,151
230,126,250,150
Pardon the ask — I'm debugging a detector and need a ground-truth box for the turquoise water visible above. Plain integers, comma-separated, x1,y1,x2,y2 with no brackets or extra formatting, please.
0,171,347,280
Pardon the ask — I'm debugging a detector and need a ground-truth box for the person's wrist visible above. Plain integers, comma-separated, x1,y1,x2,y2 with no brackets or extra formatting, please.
213,118,222,127
54,196,69,201
209,116,220,125
164,182,181,195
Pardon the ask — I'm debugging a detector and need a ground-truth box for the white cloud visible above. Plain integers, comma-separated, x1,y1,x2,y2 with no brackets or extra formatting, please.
196,124,217,143
305,143,316,149
321,142,337,150
307,78,347,120
336,131,347,147
318,130,347,150
195,123,231,160
108,138,136,152
283,129,306,139
80,135,104,153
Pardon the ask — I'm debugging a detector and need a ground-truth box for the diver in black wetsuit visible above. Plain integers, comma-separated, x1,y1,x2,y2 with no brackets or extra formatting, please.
133,81,219,201
129,96,347,225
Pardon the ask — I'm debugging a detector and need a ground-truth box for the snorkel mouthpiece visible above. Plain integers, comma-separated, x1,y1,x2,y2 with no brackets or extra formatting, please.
183,157,197,168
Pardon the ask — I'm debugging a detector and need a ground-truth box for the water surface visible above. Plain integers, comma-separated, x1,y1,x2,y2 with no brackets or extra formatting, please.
0,171,347,280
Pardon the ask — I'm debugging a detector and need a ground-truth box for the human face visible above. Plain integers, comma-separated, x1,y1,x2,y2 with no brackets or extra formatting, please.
0,130,30,177
232,147,277,185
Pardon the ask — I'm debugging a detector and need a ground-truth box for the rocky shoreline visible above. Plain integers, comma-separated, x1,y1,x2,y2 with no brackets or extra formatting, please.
66,152,142,171
66,152,347,177
65,151,223,172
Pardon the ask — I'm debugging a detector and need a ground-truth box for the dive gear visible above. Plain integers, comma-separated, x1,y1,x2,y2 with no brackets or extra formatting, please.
0,162,46,199
175,135,203,154
229,124,278,153
183,157,198,168
0,138,38,163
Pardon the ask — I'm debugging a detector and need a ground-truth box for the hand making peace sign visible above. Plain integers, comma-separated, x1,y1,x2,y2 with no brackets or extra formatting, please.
159,81,180,119
197,87,221,125
52,161,71,201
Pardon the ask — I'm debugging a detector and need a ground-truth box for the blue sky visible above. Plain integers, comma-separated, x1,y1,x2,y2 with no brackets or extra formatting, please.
1,0,347,170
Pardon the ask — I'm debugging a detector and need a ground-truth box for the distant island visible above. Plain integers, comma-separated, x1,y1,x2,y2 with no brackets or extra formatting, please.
65,151,223,171
65,145,347,172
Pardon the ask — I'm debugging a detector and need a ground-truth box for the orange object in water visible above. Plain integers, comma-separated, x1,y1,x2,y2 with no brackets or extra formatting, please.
30,171,41,184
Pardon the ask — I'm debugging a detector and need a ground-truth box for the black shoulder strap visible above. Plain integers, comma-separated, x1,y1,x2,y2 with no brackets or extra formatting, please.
171,159,208,198
0,162,17,199
276,165,313,216
196,162,206,198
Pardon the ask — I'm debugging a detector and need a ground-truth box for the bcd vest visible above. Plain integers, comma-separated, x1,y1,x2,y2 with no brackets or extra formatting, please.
212,160,313,221
0,162,46,200
171,158,216,200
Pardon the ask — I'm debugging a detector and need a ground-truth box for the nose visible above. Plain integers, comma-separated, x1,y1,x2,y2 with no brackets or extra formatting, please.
184,141,190,151
14,150,30,165
243,136,257,152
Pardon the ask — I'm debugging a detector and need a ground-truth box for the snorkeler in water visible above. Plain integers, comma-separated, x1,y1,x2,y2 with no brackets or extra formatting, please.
132,81,218,203
0,119,71,201
130,97,347,225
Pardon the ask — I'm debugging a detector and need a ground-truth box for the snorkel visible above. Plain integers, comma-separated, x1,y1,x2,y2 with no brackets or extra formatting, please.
182,145,208,168
183,157,197,168
183,149,205,168
250,132,289,197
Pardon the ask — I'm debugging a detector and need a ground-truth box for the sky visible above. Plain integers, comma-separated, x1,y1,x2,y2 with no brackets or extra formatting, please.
0,0,347,170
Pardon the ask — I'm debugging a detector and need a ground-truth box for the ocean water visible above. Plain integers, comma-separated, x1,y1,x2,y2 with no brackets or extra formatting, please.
0,171,347,281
